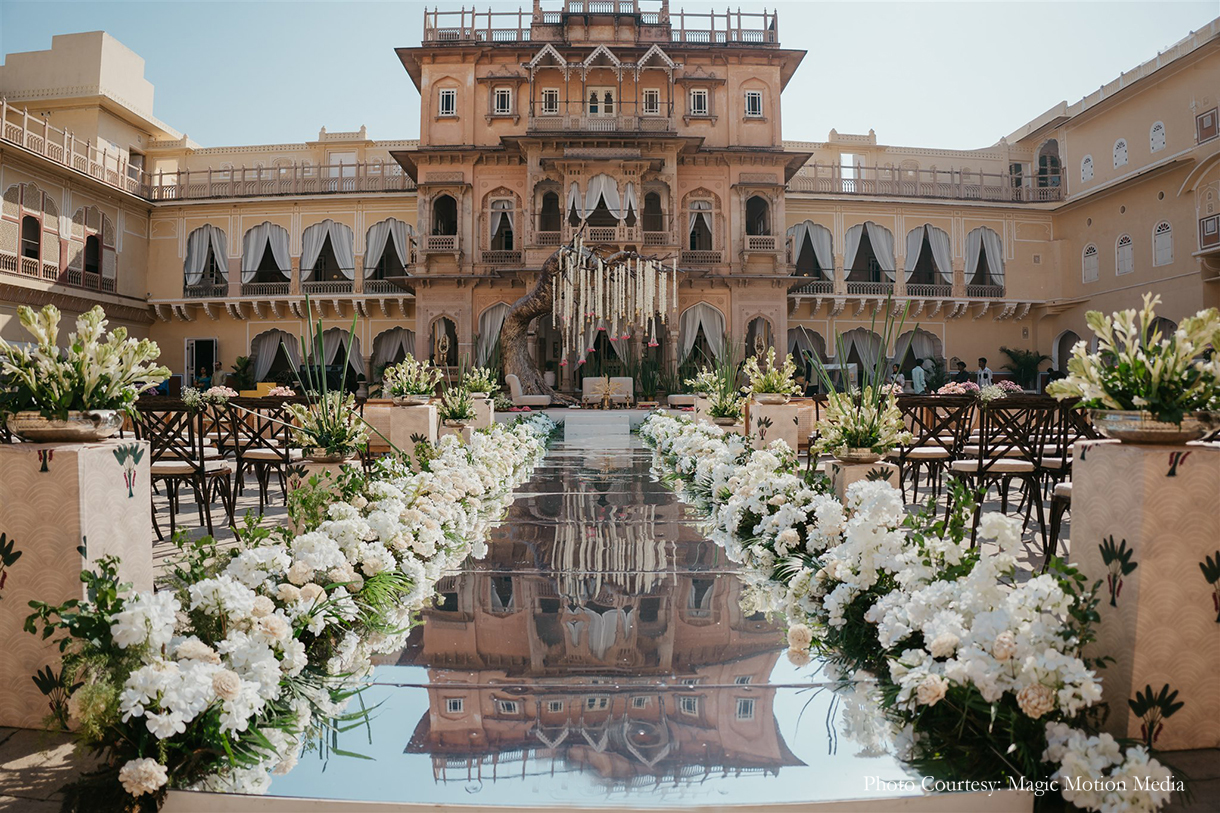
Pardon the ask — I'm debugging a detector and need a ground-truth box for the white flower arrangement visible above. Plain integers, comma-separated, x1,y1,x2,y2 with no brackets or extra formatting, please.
381,355,443,397
741,347,802,396
813,386,911,456
639,412,1172,813
26,414,558,804
284,391,368,457
0,304,169,419
266,386,296,397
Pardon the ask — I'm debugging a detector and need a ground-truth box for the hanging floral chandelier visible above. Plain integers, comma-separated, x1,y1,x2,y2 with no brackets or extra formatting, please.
552,235,679,366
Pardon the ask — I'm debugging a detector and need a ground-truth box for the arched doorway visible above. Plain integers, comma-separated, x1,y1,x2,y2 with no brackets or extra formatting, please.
893,328,943,374
370,327,415,382
250,329,302,384
745,196,770,236
1037,140,1061,188
432,195,458,235
1054,330,1081,373
744,316,774,358
431,316,459,367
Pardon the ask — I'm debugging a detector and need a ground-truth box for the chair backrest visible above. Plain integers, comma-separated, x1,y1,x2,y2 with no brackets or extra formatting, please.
894,395,976,458
133,402,209,472
968,396,1058,475
506,374,524,399
582,377,607,397
610,376,634,395
228,398,295,463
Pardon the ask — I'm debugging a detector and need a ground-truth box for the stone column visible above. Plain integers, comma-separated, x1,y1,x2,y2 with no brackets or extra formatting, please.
0,439,153,729
1073,439,1220,751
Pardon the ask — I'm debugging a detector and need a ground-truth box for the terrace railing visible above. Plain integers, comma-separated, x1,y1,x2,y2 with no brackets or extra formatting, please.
788,162,1062,203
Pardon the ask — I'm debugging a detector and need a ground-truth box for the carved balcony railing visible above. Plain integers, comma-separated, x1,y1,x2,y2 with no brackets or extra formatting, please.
364,278,413,295
301,279,354,295
528,114,675,134
481,250,523,265
184,282,229,299
745,235,779,252
906,283,954,298
966,284,1005,299
535,231,561,247
241,281,291,297
845,281,894,296
790,279,834,295
643,231,668,246
788,162,1063,203
424,235,459,253
681,250,722,265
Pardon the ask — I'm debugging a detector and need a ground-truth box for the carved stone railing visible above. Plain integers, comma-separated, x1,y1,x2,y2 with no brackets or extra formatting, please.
241,281,291,297
301,280,354,295
481,250,523,265
184,282,229,299
424,235,459,253
745,235,778,251
906,283,953,298
966,284,1005,299
681,250,722,265
845,281,894,296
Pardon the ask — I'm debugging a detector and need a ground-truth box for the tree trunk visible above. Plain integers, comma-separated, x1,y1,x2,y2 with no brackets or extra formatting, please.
501,248,571,403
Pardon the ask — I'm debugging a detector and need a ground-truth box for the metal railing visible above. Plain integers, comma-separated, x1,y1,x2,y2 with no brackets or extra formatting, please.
788,163,1063,203
790,279,833,295
845,280,893,296
364,278,411,294
301,279,354,295
966,284,1005,298
482,250,524,265
906,283,953,298
241,281,290,297
184,282,229,298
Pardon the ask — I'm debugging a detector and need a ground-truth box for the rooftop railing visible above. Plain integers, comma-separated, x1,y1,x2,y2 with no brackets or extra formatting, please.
788,163,1062,203
150,163,416,201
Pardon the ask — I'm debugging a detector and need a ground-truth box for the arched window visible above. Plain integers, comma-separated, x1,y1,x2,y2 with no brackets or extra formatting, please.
688,199,713,250
1150,122,1166,153
364,218,413,280
1153,221,1173,266
642,192,664,233
1037,140,1061,188
241,222,290,284
301,220,355,283
745,195,769,236
1116,234,1134,276
20,215,40,260
490,199,514,250
1054,330,1081,372
847,222,898,284
1113,139,1128,168
745,316,773,358
84,236,101,276
1082,244,1099,283
539,191,561,233
1081,155,1094,182
432,195,458,235
183,225,228,290
789,221,832,279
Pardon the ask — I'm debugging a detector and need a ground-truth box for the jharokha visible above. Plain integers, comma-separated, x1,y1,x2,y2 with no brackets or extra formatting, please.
2,1,1219,391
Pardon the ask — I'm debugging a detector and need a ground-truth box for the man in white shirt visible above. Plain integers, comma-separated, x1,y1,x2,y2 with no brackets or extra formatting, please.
910,358,928,393
976,357,993,388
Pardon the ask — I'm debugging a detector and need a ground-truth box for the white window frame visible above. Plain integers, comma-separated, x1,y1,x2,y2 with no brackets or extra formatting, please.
1116,234,1134,276
1113,139,1128,168
541,88,560,115
735,697,756,720
493,87,514,116
1081,155,1094,182
641,88,661,116
1082,244,1099,283
744,90,764,118
1153,221,1173,266
547,700,565,713
585,695,609,711
438,88,457,117
497,700,519,715
587,87,615,117
631,696,650,709
679,695,699,716
445,697,464,714
688,88,709,117
1150,121,1166,153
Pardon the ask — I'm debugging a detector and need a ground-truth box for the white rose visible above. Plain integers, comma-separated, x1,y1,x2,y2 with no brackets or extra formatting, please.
212,669,241,701
1016,683,1056,719
174,637,220,665
352,495,368,510
299,583,325,603
787,648,812,667
118,758,168,797
251,596,275,618
786,624,814,651
991,631,1017,662
276,584,302,604
928,633,959,659
258,615,291,642
916,674,948,707
286,561,313,586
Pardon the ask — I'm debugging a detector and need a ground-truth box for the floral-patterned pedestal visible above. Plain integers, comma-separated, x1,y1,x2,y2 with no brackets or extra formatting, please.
0,439,152,729
694,396,709,421
1073,439,1220,751
438,423,475,443
472,397,494,431
827,459,899,504
745,402,800,451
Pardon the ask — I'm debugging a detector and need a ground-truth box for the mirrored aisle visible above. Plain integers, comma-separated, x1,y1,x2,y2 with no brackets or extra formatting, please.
261,417,932,809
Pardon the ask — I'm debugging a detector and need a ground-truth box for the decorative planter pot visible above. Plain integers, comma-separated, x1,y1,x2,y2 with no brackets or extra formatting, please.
753,393,791,405
443,419,472,428
1089,409,1219,444
835,447,883,464
468,392,489,400
305,451,352,464
6,410,124,443
711,416,740,427
392,395,432,406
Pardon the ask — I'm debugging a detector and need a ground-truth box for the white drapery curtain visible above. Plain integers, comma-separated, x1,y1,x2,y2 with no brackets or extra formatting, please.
788,327,826,363
844,224,864,277
567,182,583,220
903,226,925,281
577,319,630,364
320,328,364,376
184,225,228,285
678,302,726,362
864,221,897,280
370,327,415,379
965,226,1004,286
251,329,301,382
926,225,954,286
241,222,290,282
363,218,411,277
489,200,514,240
302,220,356,281
476,303,509,365
787,221,833,275
835,327,883,375
688,200,712,238
584,174,623,219
893,328,941,364
623,182,638,220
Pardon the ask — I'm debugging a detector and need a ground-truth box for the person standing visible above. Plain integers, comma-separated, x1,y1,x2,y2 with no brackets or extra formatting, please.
976,357,993,388
910,358,927,393
196,367,212,389
889,363,906,390
952,360,971,383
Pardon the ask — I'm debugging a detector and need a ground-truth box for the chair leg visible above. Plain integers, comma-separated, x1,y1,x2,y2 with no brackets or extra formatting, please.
1030,478,1048,555
150,479,164,542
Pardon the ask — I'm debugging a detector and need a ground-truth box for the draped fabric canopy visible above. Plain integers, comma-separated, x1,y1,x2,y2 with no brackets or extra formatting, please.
965,226,1005,286
184,225,228,285
844,222,896,277
363,218,413,277
623,182,638,220
584,174,623,219
903,226,925,282
251,329,301,382
241,222,290,283
688,200,712,236
489,199,514,240
835,328,883,378
302,220,356,281
318,328,365,376
788,327,827,363
678,302,725,362
893,328,942,365
476,303,510,365
567,182,582,220
926,225,954,286
370,327,415,379
787,221,833,278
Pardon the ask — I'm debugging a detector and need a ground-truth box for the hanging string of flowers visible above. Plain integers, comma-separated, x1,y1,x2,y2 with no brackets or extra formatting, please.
551,234,679,367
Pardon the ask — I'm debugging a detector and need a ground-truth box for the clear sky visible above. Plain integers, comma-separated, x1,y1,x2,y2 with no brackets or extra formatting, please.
2,1,1217,150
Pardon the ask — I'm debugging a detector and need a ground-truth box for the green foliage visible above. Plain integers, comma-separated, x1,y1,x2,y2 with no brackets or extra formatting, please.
999,346,1050,389
0,532,22,599
230,355,257,390
33,665,81,731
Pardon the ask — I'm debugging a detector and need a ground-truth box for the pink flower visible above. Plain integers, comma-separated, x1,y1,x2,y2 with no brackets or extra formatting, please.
647,341,659,348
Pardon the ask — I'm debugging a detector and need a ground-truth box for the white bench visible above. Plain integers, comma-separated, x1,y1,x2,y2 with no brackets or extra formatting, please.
582,376,633,406
505,374,552,407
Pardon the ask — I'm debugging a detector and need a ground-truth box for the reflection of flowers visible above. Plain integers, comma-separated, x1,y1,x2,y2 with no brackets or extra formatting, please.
1099,536,1138,607
113,443,145,498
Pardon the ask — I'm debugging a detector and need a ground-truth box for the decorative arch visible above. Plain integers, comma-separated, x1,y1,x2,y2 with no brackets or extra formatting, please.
1082,243,1099,282
845,221,897,282
476,301,511,365
183,224,228,286
964,226,1004,288
1113,138,1129,168
1150,121,1166,153
1053,330,1081,372
893,328,943,371
241,221,291,283
69,205,115,287
1081,155,1095,183
1153,221,1173,266
786,221,832,278
743,315,775,357
370,327,416,380
677,302,726,362
1115,233,1134,275
1036,139,1061,188
250,328,302,383
364,218,414,278
429,315,460,367
682,187,721,251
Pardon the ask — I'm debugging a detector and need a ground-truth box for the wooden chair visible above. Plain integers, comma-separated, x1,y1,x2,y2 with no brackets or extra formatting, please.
227,398,302,513
133,402,235,539
1046,480,1072,567
946,396,1057,545
888,396,976,502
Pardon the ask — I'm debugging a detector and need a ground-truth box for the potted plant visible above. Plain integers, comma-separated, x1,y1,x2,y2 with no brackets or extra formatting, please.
284,390,367,462
702,341,745,426
0,305,169,442
999,346,1049,391
638,354,660,408
382,355,442,405
438,385,476,428
229,355,256,391
1047,293,1220,443
742,347,802,404
462,366,499,399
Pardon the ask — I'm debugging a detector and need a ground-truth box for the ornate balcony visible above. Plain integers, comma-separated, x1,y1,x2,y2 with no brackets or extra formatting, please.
681,250,722,265
301,279,354,295
787,163,1063,203
966,284,1005,299
424,235,459,253
184,282,229,299
745,235,779,252
790,279,833,295
241,281,290,297
481,250,524,265
528,115,675,134
845,281,893,296
906,283,953,298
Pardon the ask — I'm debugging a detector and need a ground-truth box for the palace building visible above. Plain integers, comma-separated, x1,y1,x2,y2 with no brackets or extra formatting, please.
2,2,1219,389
